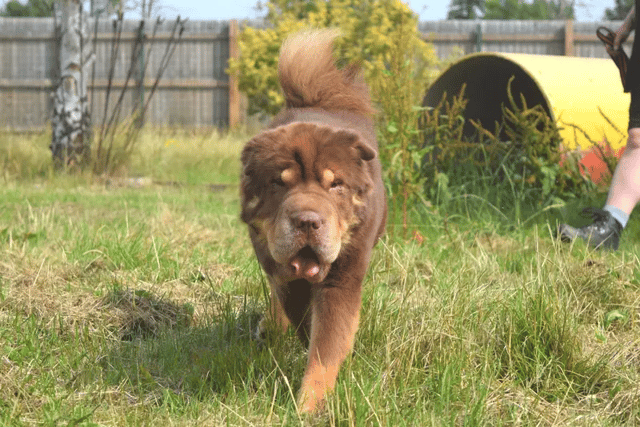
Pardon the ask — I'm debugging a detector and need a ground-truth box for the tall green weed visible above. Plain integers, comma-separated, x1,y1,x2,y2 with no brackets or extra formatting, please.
372,6,433,236
419,79,596,225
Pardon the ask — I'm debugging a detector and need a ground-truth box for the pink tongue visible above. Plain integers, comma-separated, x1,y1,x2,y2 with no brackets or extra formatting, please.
291,256,320,280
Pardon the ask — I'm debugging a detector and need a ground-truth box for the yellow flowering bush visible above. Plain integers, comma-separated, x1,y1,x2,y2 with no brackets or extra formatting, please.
228,0,439,116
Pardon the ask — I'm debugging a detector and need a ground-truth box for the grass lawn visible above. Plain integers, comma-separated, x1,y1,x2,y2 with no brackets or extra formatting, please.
1,129,640,426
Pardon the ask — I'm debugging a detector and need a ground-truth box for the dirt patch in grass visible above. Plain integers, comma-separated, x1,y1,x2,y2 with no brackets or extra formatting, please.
103,288,194,340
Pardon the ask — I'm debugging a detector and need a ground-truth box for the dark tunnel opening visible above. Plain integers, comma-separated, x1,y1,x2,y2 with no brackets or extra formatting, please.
424,55,552,139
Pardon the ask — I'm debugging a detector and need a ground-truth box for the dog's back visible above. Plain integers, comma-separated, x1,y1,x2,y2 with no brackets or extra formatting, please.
277,30,374,116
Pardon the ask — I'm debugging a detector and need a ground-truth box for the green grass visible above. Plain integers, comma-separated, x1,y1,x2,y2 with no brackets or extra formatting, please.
1,130,640,426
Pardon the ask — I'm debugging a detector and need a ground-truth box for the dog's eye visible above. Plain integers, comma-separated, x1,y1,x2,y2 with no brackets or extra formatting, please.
330,179,343,189
271,177,285,187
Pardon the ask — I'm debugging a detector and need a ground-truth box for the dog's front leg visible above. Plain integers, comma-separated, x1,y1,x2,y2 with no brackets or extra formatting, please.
297,284,362,413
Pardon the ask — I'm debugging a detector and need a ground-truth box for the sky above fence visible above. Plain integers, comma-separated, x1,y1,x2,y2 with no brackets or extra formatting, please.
156,0,611,22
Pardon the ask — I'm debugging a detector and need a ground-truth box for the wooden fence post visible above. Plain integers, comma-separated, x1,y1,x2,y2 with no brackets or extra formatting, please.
475,23,483,53
564,19,574,56
228,19,240,129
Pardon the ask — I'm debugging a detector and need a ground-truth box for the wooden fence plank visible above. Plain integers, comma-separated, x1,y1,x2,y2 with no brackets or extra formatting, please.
565,19,574,56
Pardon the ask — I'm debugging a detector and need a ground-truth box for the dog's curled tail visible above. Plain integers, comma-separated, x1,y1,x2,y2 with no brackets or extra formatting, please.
278,29,374,115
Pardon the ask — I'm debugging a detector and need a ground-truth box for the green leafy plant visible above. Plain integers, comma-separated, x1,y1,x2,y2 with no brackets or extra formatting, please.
421,86,470,203
372,6,435,236
421,77,596,217
476,78,596,205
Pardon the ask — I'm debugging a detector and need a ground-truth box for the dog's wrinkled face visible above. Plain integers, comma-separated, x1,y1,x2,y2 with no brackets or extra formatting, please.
241,122,376,283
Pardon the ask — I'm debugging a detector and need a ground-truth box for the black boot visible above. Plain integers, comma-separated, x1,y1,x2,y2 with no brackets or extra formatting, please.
557,208,623,250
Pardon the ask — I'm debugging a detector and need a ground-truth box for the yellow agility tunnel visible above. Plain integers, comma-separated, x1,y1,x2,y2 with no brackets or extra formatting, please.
424,52,630,151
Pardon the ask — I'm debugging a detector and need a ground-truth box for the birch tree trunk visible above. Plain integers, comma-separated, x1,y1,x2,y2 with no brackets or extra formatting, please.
50,0,94,168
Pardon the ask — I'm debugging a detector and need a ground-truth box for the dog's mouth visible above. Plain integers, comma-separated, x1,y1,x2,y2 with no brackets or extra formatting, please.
290,246,324,282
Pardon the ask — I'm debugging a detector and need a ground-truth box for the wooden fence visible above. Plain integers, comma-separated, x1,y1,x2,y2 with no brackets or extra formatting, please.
0,18,627,131
1,17,236,131
421,20,626,58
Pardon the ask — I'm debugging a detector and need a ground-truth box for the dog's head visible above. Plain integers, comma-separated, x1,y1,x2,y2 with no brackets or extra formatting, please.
241,122,377,283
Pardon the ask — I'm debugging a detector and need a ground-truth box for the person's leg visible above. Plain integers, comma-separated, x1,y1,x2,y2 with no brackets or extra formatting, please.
603,127,640,225
557,129,640,250
557,83,640,250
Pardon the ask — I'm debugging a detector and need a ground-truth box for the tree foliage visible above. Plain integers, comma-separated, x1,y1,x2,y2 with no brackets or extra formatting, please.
446,0,576,20
0,0,52,17
447,0,484,19
484,0,574,20
603,0,633,20
227,0,438,117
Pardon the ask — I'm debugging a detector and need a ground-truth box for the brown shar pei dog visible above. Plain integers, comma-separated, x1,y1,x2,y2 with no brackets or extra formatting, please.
240,30,387,413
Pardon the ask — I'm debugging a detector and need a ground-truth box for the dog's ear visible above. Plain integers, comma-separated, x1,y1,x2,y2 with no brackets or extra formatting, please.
241,126,290,173
240,142,257,178
353,141,376,161
330,129,377,162
240,140,260,224
240,126,293,224
241,133,269,175
240,133,270,223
